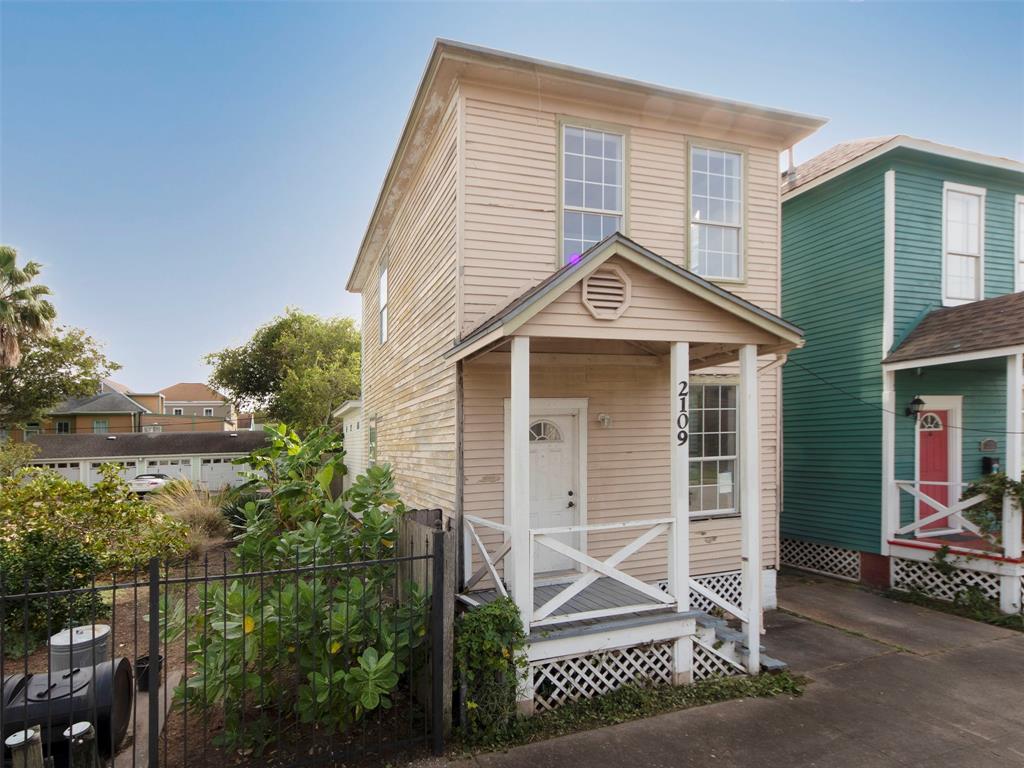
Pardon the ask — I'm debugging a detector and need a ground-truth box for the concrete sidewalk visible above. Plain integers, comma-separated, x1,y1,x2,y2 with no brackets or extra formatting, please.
451,573,1024,768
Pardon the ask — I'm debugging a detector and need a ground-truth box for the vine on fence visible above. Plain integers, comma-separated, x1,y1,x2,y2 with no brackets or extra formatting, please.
961,472,1024,540
455,597,527,743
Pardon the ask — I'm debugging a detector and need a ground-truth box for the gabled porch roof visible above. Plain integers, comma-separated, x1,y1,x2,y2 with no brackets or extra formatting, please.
883,292,1024,370
445,233,804,363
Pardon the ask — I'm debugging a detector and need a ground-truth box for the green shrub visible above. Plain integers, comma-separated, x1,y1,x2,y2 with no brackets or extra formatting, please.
455,597,527,743
961,472,1024,540
175,425,427,753
0,530,105,657
0,464,188,572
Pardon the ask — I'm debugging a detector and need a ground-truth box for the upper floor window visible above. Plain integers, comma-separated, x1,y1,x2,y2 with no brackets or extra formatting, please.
203,407,214,417
92,419,109,434
173,407,183,416
1015,195,1023,292
143,425,162,433
56,420,71,434
943,182,985,305
24,423,40,437
561,125,623,263
690,147,743,280
378,258,389,345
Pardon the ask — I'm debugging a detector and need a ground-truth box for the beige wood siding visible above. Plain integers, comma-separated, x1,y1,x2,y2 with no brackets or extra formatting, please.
459,83,782,335
360,94,460,513
517,257,776,345
463,351,779,583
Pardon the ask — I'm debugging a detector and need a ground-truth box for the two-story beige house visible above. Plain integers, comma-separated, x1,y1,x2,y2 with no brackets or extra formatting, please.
347,41,825,712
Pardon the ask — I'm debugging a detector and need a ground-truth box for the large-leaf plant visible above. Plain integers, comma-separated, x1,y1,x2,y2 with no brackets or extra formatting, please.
174,425,427,752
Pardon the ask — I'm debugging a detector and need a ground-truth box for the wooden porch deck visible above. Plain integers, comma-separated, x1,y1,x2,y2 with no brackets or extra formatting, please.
461,576,700,641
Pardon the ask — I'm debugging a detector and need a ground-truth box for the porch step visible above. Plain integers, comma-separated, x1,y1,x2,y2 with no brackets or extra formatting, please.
693,611,786,674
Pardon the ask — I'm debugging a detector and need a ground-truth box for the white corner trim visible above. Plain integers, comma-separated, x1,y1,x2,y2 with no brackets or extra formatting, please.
881,369,897,554
1015,194,1024,293
883,170,896,357
941,181,986,308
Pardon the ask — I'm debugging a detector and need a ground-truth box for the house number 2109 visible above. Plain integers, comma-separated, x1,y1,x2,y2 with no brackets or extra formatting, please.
676,380,689,447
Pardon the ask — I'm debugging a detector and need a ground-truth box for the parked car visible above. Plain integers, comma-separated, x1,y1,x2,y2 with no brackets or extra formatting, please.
128,473,171,495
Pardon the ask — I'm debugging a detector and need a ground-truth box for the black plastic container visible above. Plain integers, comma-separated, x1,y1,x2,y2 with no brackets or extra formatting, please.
134,654,163,692
1,657,133,764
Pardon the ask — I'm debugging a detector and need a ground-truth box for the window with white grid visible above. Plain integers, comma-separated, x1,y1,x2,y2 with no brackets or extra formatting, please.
689,382,737,517
690,147,743,280
943,183,985,305
561,125,624,262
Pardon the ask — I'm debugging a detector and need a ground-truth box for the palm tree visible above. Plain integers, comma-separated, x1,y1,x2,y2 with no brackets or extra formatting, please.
0,246,56,368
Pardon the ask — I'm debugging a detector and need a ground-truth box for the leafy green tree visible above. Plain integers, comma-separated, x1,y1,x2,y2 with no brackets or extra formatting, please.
0,438,38,478
0,326,119,427
0,246,56,368
206,309,360,433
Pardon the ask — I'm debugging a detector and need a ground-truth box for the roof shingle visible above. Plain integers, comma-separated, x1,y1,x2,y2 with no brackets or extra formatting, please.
884,292,1024,364
28,431,268,460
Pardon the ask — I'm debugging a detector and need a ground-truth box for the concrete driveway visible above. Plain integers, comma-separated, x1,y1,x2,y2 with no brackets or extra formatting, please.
453,572,1024,767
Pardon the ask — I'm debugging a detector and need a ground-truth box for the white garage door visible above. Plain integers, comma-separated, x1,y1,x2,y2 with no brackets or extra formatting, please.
87,460,137,486
145,458,194,481
200,457,243,491
33,461,82,483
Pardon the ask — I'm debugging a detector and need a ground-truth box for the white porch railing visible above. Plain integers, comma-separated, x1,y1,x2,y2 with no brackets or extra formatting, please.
463,515,511,596
529,518,677,627
893,480,992,549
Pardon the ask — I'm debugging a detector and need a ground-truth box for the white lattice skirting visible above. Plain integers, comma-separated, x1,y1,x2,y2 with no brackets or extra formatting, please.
891,557,1000,602
692,640,746,681
689,571,743,613
531,642,674,712
781,538,861,581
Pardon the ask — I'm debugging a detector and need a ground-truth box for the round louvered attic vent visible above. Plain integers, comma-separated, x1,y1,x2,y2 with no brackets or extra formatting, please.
581,265,631,319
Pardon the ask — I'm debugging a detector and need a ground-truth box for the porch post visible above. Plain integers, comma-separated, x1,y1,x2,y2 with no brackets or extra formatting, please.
509,336,532,633
1001,353,1023,613
669,342,692,684
739,344,761,673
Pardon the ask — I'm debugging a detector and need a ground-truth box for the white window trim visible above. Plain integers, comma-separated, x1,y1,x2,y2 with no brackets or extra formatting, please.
378,257,389,345
559,122,627,264
941,181,986,307
688,377,740,519
1015,194,1024,293
203,407,214,417
92,419,109,434
173,407,183,416
688,143,745,283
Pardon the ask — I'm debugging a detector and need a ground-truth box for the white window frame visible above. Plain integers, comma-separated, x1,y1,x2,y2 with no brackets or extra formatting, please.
941,181,986,307
55,420,71,434
378,257,389,345
92,419,109,434
688,378,739,519
689,144,745,282
23,423,40,437
143,424,163,433
173,407,183,416
559,122,626,264
203,407,214,417
1015,194,1024,293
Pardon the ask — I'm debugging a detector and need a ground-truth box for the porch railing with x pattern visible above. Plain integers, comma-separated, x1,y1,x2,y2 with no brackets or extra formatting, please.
893,480,994,551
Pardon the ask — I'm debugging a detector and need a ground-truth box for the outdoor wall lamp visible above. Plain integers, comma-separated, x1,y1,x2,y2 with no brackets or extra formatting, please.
597,413,613,428
905,395,925,419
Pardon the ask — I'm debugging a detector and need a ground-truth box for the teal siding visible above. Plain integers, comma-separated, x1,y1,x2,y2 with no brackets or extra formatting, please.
782,161,886,552
894,360,1007,527
892,155,1024,344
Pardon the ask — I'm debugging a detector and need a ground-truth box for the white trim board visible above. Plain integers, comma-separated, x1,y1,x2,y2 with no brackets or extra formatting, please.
884,345,1024,371
1015,194,1024,294
782,135,1024,203
883,170,896,357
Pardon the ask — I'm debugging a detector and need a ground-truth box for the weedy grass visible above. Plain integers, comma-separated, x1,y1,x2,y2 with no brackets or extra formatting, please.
885,586,1024,632
456,671,807,754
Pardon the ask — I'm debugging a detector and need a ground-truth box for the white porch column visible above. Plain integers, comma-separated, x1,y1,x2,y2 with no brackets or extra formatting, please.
881,369,898,555
739,344,761,673
1001,353,1023,613
509,336,532,633
669,342,692,684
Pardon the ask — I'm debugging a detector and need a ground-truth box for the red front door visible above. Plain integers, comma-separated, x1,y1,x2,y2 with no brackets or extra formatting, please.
918,409,951,531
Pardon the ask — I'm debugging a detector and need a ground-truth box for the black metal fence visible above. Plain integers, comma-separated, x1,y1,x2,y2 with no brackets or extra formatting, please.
0,526,446,768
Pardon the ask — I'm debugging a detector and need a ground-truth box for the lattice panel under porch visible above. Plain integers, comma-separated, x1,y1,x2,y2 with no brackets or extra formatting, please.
891,557,1000,602
531,642,674,712
780,538,861,581
690,571,743,614
692,639,746,681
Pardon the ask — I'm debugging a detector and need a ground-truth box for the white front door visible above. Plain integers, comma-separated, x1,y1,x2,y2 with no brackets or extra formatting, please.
528,413,579,575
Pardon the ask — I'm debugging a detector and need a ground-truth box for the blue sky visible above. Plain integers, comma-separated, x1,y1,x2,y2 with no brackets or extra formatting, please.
2,2,1022,392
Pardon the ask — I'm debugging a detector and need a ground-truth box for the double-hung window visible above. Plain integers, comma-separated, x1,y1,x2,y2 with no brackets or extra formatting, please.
56,420,71,434
690,147,743,280
943,182,985,305
688,382,738,517
92,419,109,434
203,407,214,417
378,258,389,345
561,124,624,262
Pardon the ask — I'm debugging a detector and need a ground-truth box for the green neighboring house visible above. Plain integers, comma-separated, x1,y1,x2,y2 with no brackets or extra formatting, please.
779,136,1024,612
